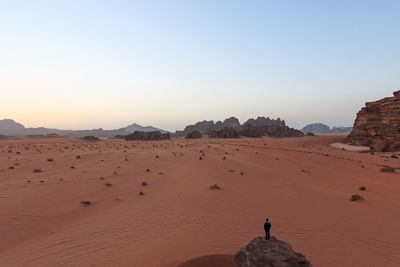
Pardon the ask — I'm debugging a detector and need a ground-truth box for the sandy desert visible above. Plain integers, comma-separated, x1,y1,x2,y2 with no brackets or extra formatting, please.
1,136,400,267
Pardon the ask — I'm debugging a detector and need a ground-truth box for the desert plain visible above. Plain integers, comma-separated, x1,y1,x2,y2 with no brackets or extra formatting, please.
1,136,400,267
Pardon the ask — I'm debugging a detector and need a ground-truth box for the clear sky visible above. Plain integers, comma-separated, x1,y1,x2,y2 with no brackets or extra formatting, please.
1,0,399,131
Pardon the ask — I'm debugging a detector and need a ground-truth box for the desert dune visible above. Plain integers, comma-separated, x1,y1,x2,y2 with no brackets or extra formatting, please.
1,136,400,266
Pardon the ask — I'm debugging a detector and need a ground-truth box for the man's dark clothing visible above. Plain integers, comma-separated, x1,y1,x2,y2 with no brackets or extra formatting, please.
264,221,271,240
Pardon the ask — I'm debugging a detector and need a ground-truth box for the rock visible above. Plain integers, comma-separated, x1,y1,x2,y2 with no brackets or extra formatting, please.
176,116,286,137
234,236,312,267
244,116,285,127
262,125,304,138
185,130,202,139
348,90,400,151
125,131,170,141
210,127,240,138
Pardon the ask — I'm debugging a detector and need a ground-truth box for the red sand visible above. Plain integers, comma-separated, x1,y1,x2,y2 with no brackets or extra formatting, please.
1,136,400,266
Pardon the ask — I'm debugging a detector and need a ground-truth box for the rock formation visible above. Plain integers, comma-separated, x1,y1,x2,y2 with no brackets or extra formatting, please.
125,131,170,141
244,116,285,127
301,123,330,134
176,116,294,137
185,130,202,139
348,90,400,151
239,124,265,137
301,123,352,134
210,127,240,138
234,236,312,267
240,124,304,138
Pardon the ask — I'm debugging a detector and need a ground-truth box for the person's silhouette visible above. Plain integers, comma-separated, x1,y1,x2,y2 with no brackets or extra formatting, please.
264,218,271,240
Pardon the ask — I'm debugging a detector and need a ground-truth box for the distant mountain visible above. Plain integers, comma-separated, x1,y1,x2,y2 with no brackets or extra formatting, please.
301,123,352,134
0,119,167,138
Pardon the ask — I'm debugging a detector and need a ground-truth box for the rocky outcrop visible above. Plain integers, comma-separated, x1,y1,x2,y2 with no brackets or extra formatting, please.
244,116,285,127
301,123,330,134
234,236,312,267
210,127,240,138
239,124,265,137
240,124,304,138
176,116,292,137
125,131,170,141
348,90,400,151
185,130,202,139
301,123,352,134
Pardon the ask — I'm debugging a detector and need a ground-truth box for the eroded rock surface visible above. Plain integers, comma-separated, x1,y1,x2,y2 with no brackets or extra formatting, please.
234,236,312,267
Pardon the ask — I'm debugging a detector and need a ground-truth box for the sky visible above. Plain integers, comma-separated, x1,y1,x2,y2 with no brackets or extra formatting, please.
0,0,399,132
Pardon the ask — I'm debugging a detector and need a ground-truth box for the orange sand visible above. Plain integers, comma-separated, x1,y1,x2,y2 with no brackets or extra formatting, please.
1,136,400,267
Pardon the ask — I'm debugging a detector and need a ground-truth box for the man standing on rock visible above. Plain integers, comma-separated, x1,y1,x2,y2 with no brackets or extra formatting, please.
264,218,271,240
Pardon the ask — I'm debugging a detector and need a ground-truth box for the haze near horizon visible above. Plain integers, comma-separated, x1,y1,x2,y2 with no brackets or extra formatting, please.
1,0,399,131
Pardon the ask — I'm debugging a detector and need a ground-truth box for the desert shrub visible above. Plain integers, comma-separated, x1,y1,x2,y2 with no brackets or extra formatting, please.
381,166,395,173
359,186,366,191
80,201,91,206
351,194,363,201
33,169,42,173
210,184,222,190
142,181,148,186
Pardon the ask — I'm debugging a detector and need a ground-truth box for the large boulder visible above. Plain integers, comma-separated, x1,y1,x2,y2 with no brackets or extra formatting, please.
210,127,240,138
348,90,400,151
234,236,312,267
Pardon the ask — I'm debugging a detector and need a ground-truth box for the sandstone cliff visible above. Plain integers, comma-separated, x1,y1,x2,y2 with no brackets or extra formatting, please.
348,90,400,151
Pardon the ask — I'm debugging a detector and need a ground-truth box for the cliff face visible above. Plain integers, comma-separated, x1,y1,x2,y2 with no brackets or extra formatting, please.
348,90,400,151
235,236,312,267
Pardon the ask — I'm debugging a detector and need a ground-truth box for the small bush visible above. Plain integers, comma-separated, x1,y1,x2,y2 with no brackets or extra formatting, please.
33,169,42,173
105,183,112,187
146,169,150,172
351,194,363,201
142,181,148,186
139,191,145,196
359,186,366,191
80,201,91,206
210,184,222,190
47,158,54,162
381,166,395,173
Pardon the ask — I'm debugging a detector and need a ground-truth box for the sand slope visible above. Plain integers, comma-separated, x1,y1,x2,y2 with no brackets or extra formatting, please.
1,136,400,267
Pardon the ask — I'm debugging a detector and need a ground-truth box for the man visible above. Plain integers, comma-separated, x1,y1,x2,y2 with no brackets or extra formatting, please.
264,218,271,240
